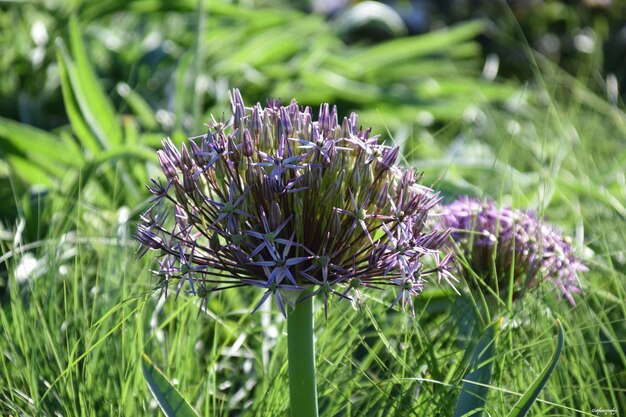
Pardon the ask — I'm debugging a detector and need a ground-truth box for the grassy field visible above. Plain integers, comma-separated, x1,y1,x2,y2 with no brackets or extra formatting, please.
1,1,625,416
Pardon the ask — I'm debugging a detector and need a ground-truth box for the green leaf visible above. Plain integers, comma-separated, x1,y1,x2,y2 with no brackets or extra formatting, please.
62,16,124,149
141,353,200,417
350,21,484,73
173,52,193,133
506,320,565,417
56,40,101,154
453,325,496,417
7,156,56,187
0,117,81,167
117,82,157,130
0,116,82,183
217,26,302,71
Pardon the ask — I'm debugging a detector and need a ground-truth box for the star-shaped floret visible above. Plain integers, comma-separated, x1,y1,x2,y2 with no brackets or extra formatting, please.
248,234,310,286
334,189,386,243
255,136,305,188
205,184,252,230
155,242,207,299
241,277,303,318
245,211,293,259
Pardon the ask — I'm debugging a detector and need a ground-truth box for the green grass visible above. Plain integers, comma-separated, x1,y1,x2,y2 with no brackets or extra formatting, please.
1,0,625,416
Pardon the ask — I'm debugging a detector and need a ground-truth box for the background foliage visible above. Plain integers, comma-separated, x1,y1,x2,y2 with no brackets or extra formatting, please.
0,0,624,415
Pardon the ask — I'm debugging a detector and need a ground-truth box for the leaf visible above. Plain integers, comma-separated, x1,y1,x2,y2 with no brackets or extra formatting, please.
6,156,57,186
141,353,200,417
117,82,157,130
56,40,101,154
505,320,565,417
59,16,124,149
0,116,82,168
453,325,496,417
217,25,302,71
350,21,485,73
0,117,81,184
173,51,193,133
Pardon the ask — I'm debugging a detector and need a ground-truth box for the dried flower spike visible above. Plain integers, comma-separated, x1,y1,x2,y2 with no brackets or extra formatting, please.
136,89,455,317
438,196,586,305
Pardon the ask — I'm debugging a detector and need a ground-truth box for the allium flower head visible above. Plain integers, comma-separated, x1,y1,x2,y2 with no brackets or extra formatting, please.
136,89,455,317
438,196,586,305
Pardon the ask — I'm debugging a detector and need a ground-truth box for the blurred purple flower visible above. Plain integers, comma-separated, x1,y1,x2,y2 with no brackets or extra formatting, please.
135,89,455,317
438,196,586,305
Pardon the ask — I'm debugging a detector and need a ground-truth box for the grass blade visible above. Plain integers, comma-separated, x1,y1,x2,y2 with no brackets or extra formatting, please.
56,40,101,154
117,82,157,130
505,320,565,417
141,353,200,417
65,16,123,148
0,116,81,183
351,21,484,73
0,117,81,168
453,325,496,417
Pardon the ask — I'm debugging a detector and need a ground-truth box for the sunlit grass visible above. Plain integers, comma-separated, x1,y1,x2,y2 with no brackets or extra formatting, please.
1,0,625,415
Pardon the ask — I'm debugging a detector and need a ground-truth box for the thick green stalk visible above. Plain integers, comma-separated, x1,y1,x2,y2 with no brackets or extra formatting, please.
287,296,319,417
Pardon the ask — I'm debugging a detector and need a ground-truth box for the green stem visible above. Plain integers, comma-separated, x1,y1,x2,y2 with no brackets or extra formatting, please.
287,296,319,417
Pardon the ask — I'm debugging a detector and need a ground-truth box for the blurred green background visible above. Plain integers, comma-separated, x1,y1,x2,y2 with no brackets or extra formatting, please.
0,0,625,416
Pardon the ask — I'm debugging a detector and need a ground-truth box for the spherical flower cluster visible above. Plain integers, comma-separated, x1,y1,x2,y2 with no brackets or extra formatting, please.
438,196,586,305
135,89,456,317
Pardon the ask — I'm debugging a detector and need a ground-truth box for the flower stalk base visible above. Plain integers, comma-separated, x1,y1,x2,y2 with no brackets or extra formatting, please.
287,296,319,417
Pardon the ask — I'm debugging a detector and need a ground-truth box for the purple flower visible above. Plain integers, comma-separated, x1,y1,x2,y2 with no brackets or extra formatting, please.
438,196,586,305
135,89,455,317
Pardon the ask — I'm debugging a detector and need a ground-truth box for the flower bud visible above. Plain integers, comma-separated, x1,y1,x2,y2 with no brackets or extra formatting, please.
162,138,181,166
245,164,262,187
251,105,263,138
242,129,254,157
341,117,352,137
375,146,399,174
330,209,341,236
319,103,330,132
207,231,222,251
330,105,338,130
135,225,163,250
182,170,195,194
157,150,178,181
279,107,293,139
189,139,206,167
350,164,361,190
300,107,312,139
230,89,246,129
269,201,282,230
375,183,389,209
180,143,193,169
228,134,240,165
